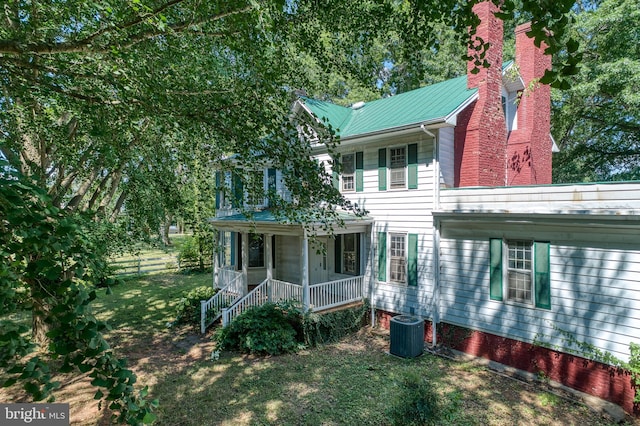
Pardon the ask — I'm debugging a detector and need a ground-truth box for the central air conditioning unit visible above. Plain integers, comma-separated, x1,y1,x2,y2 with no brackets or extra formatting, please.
389,315,424,358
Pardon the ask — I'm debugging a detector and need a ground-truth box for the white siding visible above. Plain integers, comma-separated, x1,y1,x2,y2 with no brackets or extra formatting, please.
318,131,438,318
439,221,640,363
440,182,640,214
438,127,455,188
275,235,301,284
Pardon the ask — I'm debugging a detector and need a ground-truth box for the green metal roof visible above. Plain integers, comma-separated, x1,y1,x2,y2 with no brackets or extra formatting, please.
301,75,478,139
210,209,371,225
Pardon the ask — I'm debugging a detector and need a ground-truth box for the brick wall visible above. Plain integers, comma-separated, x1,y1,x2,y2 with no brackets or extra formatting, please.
377,310,636,415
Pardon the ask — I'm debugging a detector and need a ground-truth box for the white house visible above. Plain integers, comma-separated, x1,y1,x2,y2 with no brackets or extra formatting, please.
205,1,640,415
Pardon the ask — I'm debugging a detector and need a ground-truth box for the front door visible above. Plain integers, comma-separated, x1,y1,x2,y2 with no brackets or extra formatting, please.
309,238,328,284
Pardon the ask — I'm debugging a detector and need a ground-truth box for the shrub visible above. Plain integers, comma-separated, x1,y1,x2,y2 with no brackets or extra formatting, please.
302,302,368,346
177,236,212,272
214,301,304,355
173,286,217,327
387,371,442,426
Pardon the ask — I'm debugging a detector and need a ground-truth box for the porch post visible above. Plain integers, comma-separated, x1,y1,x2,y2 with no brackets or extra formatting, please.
266,233,273,302
266,234,273,281
213,230,220,289
242,232,249,295
301,235,310,312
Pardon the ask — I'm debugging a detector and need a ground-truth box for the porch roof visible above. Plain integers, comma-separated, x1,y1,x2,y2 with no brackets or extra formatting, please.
209,209,373,236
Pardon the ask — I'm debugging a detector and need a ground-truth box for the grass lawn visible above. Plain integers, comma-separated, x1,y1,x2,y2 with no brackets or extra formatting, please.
1,271,630,425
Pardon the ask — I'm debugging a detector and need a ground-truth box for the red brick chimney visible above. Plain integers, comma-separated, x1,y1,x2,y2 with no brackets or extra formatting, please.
506,22,552,185
454,1,507,187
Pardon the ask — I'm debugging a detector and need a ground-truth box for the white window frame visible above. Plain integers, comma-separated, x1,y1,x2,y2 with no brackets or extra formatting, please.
502,89,518,132
342,233,357,275
389,233,407,283
504,240,533,305
247,170,266,208
389,146,407,189
341,153,355,192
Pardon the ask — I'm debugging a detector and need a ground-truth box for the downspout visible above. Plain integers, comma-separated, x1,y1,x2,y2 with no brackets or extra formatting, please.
421,124,440,347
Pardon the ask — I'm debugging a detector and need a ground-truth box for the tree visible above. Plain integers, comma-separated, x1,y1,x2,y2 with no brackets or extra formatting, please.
0,170,157,424
0,0,587,422
552,0,640,182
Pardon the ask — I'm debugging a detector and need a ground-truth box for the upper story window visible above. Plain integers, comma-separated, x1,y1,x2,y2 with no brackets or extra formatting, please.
342,153,355,192
389,147,406,189
378,144,418,191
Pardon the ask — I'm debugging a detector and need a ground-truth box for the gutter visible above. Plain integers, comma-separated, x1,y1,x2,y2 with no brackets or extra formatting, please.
421,124,440,347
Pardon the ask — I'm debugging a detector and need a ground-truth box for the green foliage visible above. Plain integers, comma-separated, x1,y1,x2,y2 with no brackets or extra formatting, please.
534,324,640,404
0,172,156,424
215,301,304,355
629,343,640,404
172,286,217,328
177,236,212,272
552,0,640,182
387,371,442,426
302,302,368,346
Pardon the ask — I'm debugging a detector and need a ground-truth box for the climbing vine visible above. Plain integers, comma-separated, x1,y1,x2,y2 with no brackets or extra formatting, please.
534,324,640,404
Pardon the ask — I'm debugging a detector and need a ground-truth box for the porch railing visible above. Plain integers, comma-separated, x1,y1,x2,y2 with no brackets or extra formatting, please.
220,276,364,327
218,266,243,290
268,279,303,302
200,267,244,333
222,278,269,326
310,276,364,312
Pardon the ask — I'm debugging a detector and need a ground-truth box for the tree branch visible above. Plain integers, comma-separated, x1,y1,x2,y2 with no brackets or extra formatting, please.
0,4,254,55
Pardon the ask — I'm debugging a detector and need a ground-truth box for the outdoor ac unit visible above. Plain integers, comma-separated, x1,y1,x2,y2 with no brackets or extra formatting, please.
389,315,424,358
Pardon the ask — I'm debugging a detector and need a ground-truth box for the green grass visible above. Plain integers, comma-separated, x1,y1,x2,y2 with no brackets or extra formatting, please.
81,272,619,426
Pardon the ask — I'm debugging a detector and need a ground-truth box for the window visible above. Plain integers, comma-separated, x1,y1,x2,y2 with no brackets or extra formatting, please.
335,233,359,275
489,239,551,309
502,90,518,132
247,171,265,207
342,153,355,192
249,234,264,268
378,144,418,191
389,147,406,189
343,234,357,274
389,233,406,283
507,240,532,303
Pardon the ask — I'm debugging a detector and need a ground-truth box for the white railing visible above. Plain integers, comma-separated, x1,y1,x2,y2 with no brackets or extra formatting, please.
268,279,303,302
220,275,365,327
222,279,269,326
310,276,364,312
218,266,243,290
200,267,244,333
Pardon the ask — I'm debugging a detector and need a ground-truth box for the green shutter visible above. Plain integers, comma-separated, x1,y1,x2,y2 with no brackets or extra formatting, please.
378,148,387,191
334,235,342,274
534,241,551,309
377,232,387,281
356,151,364,192
408,143,418,190
408,233,418,286
332,170,339,190
489,238,503,301
232,172,243,208
215,171,221,209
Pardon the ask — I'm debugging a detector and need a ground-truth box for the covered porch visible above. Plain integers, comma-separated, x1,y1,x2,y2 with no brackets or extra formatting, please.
200,210,373,333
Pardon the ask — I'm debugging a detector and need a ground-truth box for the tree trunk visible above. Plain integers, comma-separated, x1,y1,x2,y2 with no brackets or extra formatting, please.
31,291,51,346
160,216,172,247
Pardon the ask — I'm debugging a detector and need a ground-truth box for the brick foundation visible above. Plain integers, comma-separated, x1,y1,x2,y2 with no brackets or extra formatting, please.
377,311,637,415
